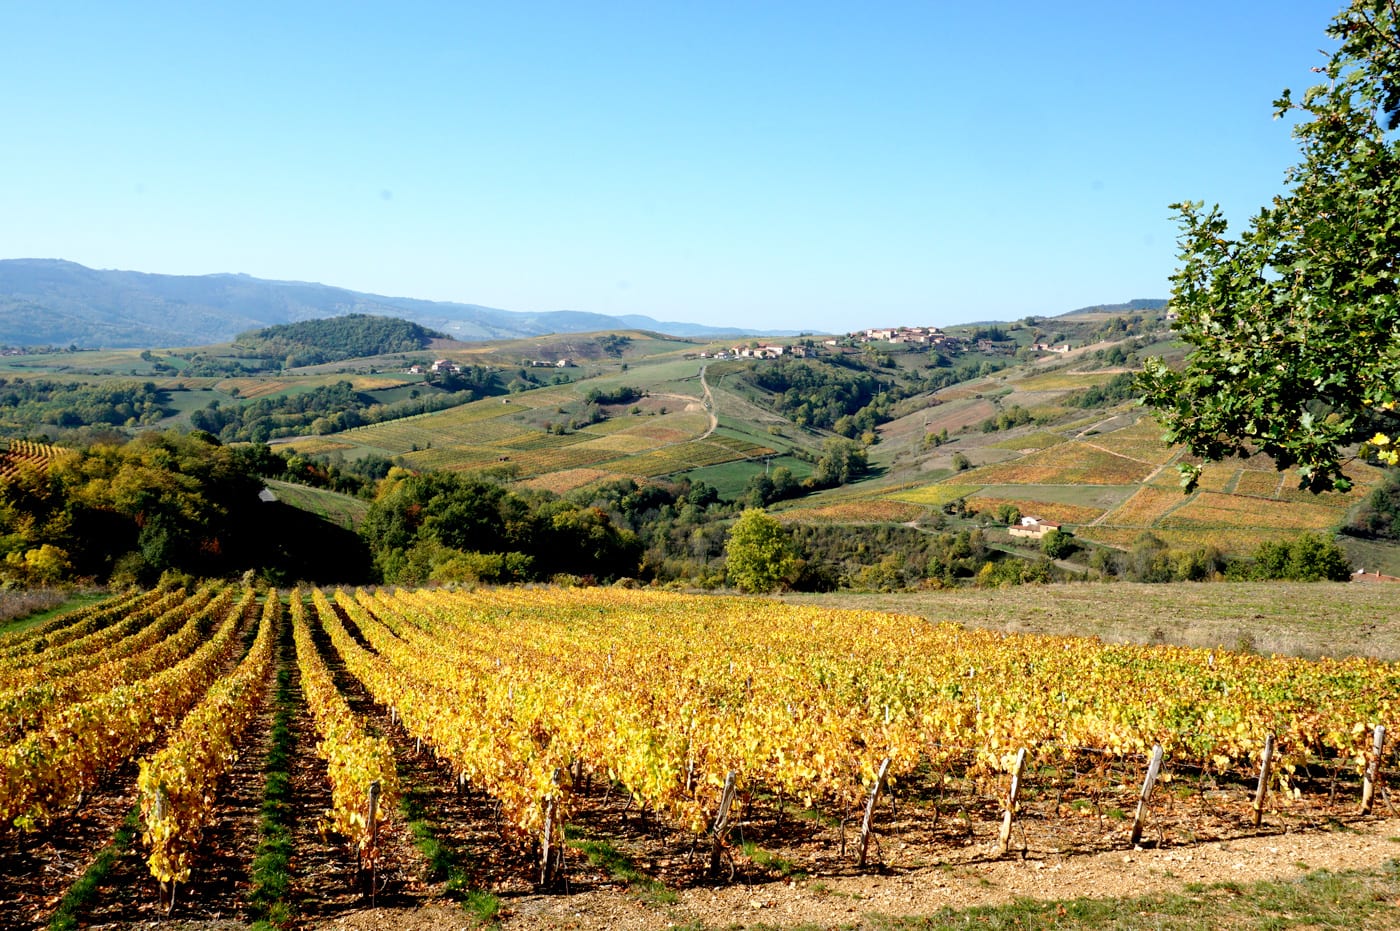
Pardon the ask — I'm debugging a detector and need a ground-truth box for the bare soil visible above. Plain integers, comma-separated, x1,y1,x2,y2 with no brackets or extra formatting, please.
21,587,1400,930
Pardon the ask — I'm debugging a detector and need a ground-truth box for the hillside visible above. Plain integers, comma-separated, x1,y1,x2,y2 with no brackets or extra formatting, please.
3,301,1397,587
0,259,790,348
772,345,1389,568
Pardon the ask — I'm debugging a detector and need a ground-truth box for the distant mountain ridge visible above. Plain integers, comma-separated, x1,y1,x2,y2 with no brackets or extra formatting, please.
0,259,789,348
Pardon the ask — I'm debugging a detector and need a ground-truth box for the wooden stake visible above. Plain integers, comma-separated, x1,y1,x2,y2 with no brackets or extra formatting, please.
1361,725,1387,816
709,771,738,878
995,748,1027,857
1251,734,1275,828
858,757,892,867
540,768,563,886
367,780,382,853
366,779,382,905
1129,744,1164,847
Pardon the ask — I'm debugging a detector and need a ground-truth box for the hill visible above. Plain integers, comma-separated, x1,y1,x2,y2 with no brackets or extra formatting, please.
769,331,1392,574
0,259,791,348
234,314,448,367
4,299,1396,588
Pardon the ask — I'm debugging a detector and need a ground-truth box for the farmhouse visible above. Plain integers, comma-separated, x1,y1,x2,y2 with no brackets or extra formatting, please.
1008,516,1061,540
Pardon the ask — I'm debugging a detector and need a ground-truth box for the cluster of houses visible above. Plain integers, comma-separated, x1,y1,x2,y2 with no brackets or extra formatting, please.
407,359,462,375
700,344,812,361
851,326,948,345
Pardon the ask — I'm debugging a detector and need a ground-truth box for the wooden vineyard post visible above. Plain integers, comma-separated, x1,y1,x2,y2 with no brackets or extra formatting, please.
1251,735,1275,828
365,780,382,904
858,757,892,867
154,787,175,917
1129,744,1164,847
367,780,381,853
710,771,739,878
540,769,564,886
995,748,1027,857
1361,725,1387,816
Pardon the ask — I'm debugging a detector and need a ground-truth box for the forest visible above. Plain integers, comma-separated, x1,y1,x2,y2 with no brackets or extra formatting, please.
232,314,446,368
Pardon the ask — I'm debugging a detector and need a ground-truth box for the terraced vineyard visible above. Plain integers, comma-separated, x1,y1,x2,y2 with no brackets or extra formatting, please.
1,584,1395,928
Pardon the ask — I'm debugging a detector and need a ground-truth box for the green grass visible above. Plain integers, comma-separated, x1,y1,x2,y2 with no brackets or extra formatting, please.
867,860,1400,929
679,455,813,498
398,777,500,925
740,840,807,880
47,808,140,931
263,480,370,531
248,638,297,929
568,833,678,906
0,590,107,637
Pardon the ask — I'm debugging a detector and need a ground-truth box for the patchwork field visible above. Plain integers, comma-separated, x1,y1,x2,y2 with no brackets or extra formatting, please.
800,409,1380,557
276,381,775,486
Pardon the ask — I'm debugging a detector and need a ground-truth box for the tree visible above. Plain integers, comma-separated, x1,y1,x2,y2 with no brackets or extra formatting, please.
724,508,800,594
810,438,868,487
1140,0,1400,492
1041,528,1075,559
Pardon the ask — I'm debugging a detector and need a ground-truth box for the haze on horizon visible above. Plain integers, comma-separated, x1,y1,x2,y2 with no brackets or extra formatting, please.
1,2,1337,334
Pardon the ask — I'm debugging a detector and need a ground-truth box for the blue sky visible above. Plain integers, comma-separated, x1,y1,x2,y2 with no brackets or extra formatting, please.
0,2,1344,333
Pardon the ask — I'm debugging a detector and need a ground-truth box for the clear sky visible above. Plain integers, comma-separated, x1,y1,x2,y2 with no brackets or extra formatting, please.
0,1,1346,333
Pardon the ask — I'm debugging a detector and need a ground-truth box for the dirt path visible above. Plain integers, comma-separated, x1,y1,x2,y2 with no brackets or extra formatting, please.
649,363,718,440
316,814,1400,930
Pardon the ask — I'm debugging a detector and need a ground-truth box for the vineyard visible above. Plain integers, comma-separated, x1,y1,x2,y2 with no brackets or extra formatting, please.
0,439,66,482
274,384,775,485
0,585,1395,928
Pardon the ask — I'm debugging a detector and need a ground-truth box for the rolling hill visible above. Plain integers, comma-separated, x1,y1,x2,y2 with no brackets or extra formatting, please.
0,259,793,348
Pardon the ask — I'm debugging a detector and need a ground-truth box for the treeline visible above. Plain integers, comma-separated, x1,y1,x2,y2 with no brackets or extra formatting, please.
740,354,1015,440
188,376,494,443
0,426,1366,593
0,431,342,586
1089,532,1350,583
361,470,643,584
738,438,868,508
583,384,644,405
743,358,901,436
1345,469,1400,540
234,314,446,368
0,379,169,431
1064,372,1138,408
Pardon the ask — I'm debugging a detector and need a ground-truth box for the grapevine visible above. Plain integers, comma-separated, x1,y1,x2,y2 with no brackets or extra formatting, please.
137,590,279,887
290,588,397,855
0,586,251,830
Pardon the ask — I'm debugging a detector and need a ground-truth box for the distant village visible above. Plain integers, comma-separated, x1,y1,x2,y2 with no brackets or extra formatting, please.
695,325,1070,361
407,324,1075,375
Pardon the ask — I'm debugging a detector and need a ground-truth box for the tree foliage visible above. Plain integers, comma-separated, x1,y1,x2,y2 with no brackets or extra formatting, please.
1141,0,1400,491
235,314,445,368
1247,533,1352,581
361,469,641,584
723,508,800,594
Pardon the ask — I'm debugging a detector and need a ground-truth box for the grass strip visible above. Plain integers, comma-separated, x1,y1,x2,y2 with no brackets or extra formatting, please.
46,807,140,931
568,831,677,906
740,840,807,880
247,649,296,929
399,780,501,925
868,858,1400,930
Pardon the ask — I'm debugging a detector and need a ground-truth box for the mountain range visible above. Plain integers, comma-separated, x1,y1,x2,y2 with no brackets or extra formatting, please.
0,259,793,348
